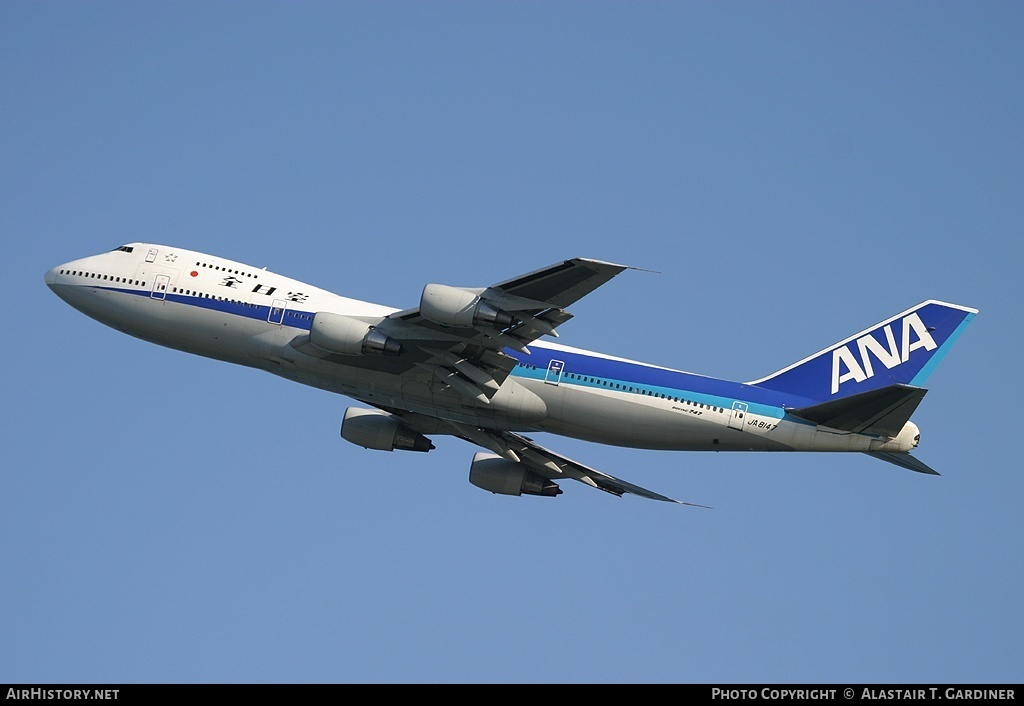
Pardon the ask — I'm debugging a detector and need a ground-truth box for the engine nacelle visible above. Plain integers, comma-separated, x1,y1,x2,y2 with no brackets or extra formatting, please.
310,312,401,356
341,407,434,452
420,283,514,330
468,453,562,497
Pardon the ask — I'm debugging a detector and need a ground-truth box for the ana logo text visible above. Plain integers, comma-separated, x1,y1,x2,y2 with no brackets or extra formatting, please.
831,312,937,394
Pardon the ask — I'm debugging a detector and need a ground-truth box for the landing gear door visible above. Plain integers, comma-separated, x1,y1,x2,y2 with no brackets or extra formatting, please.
728,401,749,431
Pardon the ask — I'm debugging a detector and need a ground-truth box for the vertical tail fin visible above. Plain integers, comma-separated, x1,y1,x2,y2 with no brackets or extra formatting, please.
748,300,977,403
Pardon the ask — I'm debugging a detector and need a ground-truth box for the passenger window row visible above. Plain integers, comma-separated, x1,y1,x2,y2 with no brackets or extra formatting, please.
563,371,724,413
59,269,144,287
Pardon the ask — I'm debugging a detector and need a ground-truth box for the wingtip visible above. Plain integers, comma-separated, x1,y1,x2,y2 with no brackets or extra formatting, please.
678,500,714,509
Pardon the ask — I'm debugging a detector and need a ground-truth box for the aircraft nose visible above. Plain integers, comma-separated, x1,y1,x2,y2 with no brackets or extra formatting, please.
45,265,60,289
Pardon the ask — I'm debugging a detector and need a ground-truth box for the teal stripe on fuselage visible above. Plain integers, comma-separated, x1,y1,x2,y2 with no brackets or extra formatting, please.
511,347,811,418
511,362,788,418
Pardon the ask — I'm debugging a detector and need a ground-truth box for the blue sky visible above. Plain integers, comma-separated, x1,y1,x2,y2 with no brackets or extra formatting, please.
3,1,1021,684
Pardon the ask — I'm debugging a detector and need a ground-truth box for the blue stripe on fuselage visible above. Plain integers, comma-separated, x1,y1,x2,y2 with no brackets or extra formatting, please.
109,285,319,330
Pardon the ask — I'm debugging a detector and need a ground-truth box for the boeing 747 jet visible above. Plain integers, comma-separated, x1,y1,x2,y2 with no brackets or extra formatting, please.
46,245,977,504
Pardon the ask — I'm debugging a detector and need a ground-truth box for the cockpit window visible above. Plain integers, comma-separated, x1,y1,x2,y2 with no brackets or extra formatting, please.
113,245,134,253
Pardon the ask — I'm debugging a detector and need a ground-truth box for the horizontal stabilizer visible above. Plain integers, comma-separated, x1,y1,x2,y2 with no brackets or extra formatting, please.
789,384,927,437
865,451,940,475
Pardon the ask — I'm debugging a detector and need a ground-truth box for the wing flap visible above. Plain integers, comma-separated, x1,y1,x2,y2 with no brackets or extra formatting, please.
466,427,709,506
385,409,707,505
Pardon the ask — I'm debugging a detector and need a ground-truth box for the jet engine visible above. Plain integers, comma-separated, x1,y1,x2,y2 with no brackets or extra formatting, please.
310,312,401,356
341,407,434,452
468,453,562,497
420,284,515,329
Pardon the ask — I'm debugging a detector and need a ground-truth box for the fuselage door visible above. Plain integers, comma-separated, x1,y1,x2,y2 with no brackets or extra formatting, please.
145,248,158,263
545,359,565,386
728,401,749,430
268,299,287,325
150,274,170,301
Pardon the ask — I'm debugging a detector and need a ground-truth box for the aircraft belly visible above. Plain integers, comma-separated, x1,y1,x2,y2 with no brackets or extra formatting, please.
52,284,139,333
124,297,262,366
526,381,793,452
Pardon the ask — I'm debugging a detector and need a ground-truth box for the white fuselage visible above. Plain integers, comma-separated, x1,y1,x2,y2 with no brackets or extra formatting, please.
46,244,918,457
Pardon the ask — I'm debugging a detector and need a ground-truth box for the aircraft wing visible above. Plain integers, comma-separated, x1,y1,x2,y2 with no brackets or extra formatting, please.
295,258,633,404
304,257,710,504
382,409,709,505
380,256,629,349
487,430,711,505
292,257,630,401
455,426,710,505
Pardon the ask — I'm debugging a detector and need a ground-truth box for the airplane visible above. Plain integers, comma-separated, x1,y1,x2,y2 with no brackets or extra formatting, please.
45,244,977,505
